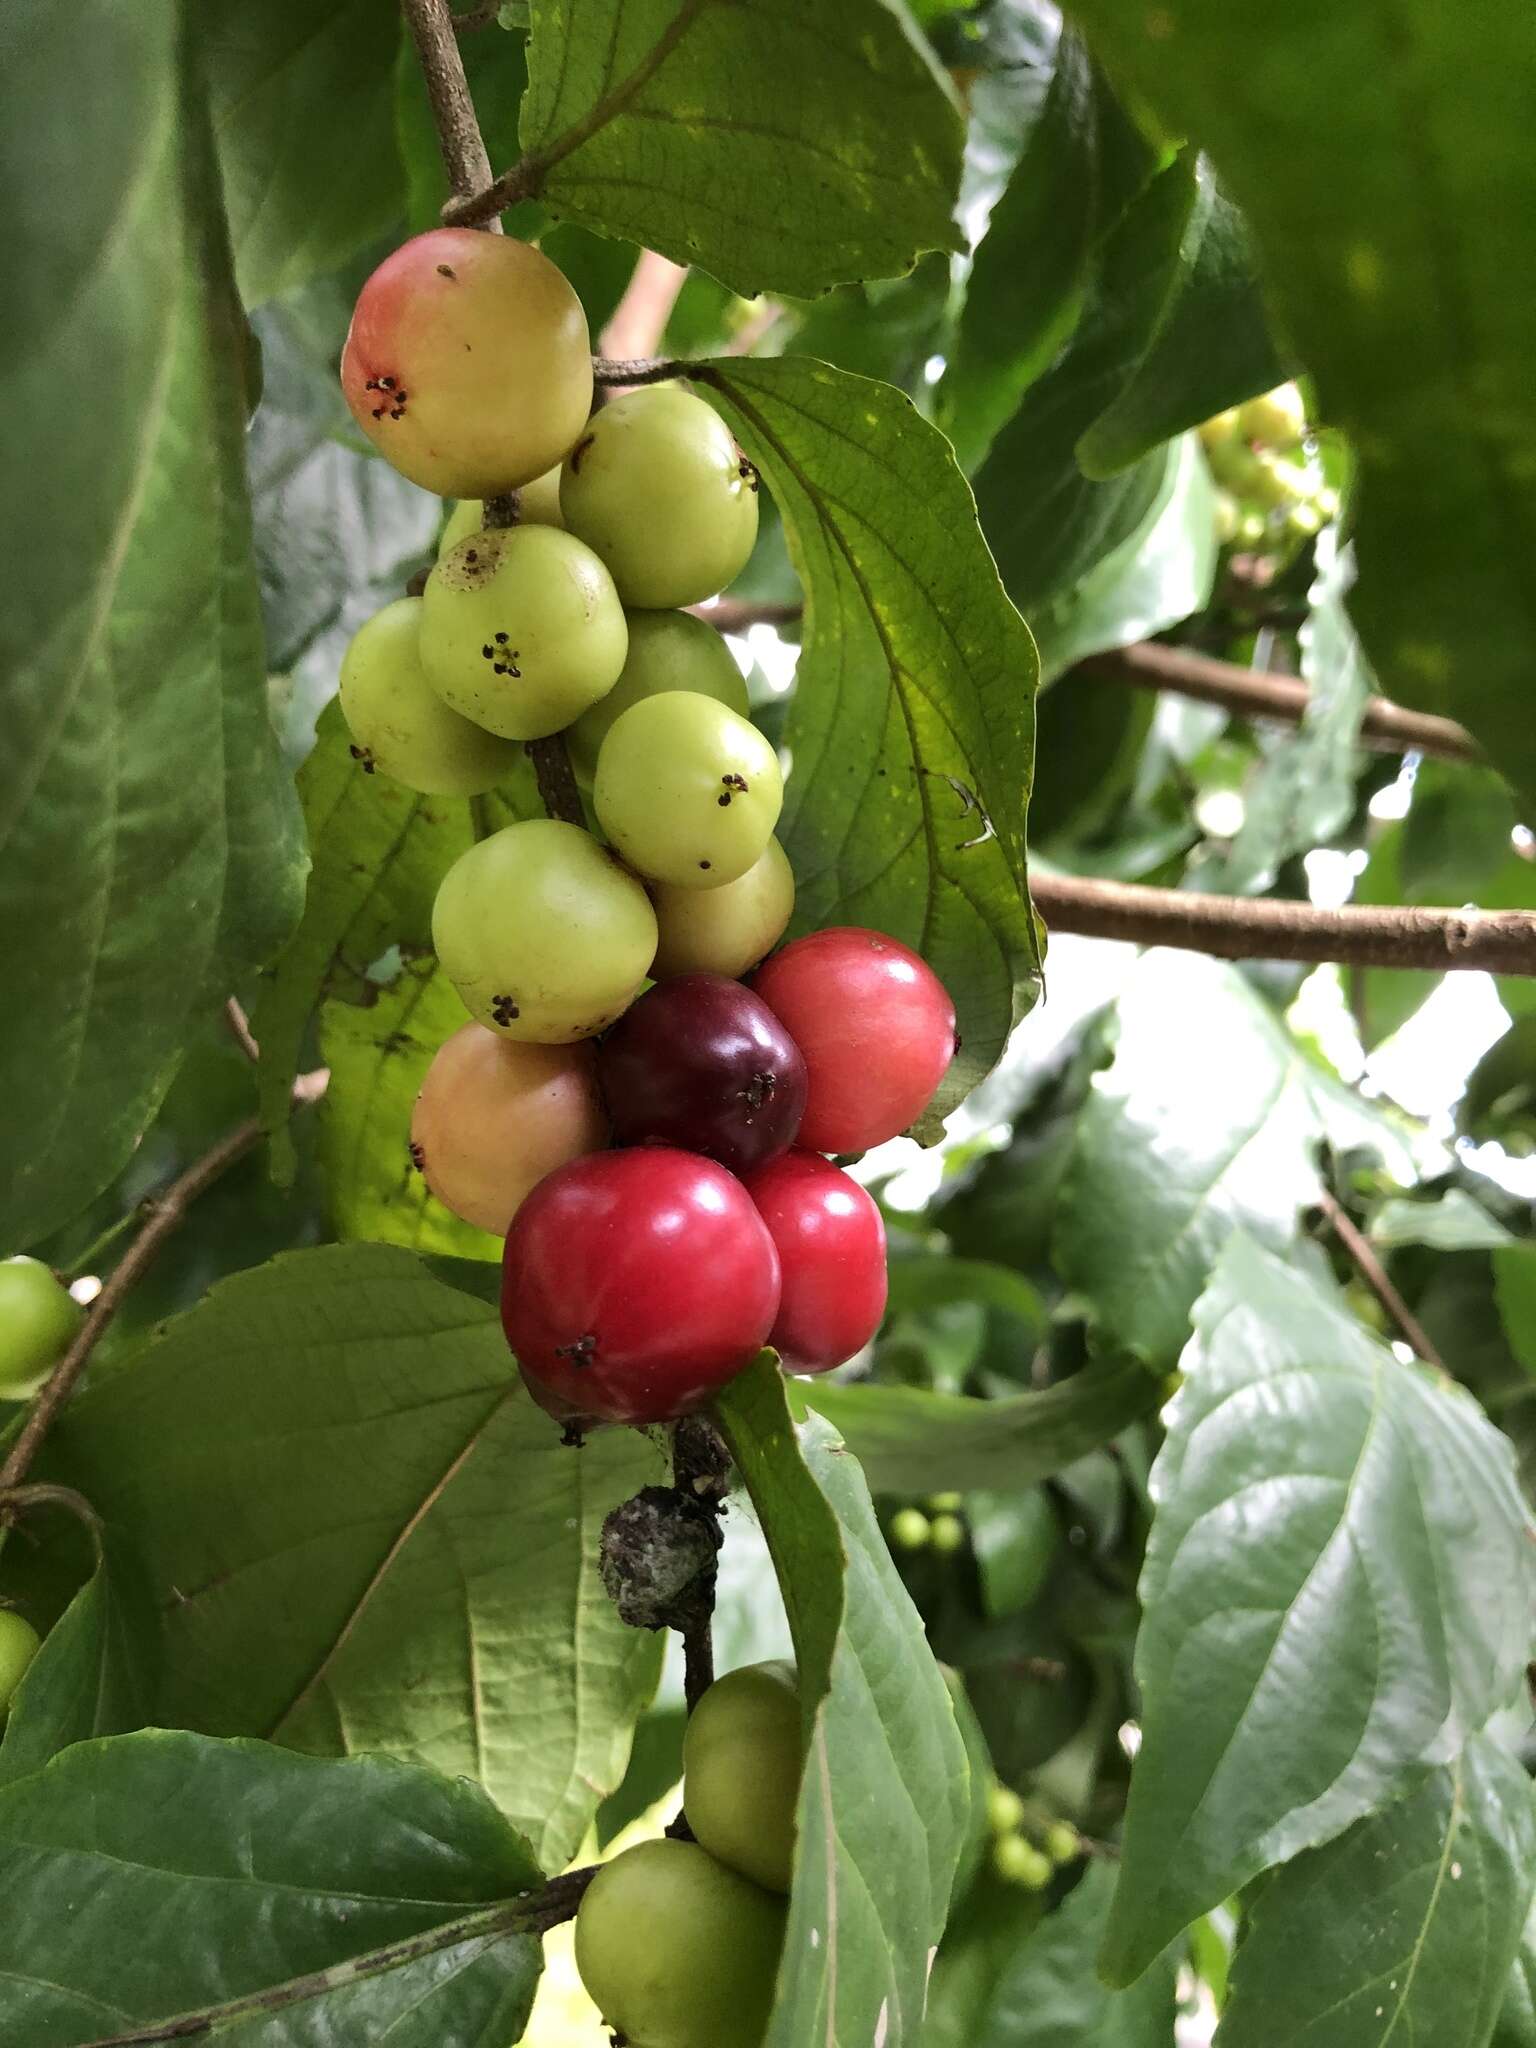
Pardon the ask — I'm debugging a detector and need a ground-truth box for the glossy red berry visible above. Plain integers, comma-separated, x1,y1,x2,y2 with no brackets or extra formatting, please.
744,1151,887,1373
596,974,807,1174
502,1149,780,1425
752,928,957,1153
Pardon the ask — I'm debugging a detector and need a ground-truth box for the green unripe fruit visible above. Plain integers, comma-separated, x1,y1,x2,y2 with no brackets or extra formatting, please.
927,1491,963,1513
438,470,565,556
0,1257,83,1401
594,692,782,890
929,1512,966,1556
986,1782,1026,1836
993,1833,1053,1890
1236,510,1267,548
566,610,749,784
421,526,628,741
683,1660,801,1895
575,1839,784,2048
650,838,795,981
1237,381,1307,450
561,385,760,608
1197,408,1240,454
338,597,522,795
0,1609,42,1716
1213,490,1240,545
432,820,657,1043
889,1507,931,1552
1044,1820,1082,1865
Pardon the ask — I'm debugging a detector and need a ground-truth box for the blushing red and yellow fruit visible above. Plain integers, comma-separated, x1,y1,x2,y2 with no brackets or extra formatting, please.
431,819,657,1043
341,228,591,497
501,1148,780,1424
753,928,956,1153
410,1024,608,1235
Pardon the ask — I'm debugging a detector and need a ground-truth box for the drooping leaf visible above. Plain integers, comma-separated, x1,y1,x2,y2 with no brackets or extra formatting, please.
699,357,1041,1108
1218,1736,1536,2048
0,0,305,1250
1077,156,1287,478
1056,949,1420,1365
1031,434,1217,681
718,1360,972,2048
0,1731,544,2046
319,954,501,1259
30,1245,664,1872
800,1357,1160,1496
1103,1234,1536,1983
0,1550,157,1790
518,0,965,296
1060,0,1536,813
938,30,1154,472
253,702,539,1181
204,0,407,306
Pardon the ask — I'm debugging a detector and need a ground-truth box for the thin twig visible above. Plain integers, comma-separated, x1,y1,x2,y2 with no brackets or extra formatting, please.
0,1071,328,1509
223,995,260,1064
691,598,803,636
77,1868,597,2047
1032,872,1536,976
1314,1189,1446,1370
1081,642,1479,764
592,354,687,388
526,737,586,826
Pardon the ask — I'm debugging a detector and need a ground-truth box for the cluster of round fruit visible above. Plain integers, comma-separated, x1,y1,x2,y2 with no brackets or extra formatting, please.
576,1661,800,2048
889,1488,968,1556
1199,382,1337,554
986,1779,1081,1892
334,227,957,1432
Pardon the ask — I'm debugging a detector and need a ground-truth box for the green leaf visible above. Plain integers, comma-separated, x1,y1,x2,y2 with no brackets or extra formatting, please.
0,1552,156,1790
885,1253,1048,1336
1031,434,1217,682
396,20,529,235
0,1731,543,2046
938,30,1154,472
204,0,407,306
717,1359,972,2048
1493,1904,1536,2048
0,0,305,1250
800,1357,1160,1496
699,357,1041,1108
1218,1736,1536,2048
1495,1245,1536,1379
319,954,501,1260
1076,157,1286,479
1371,1190,1515,1254
32,1244,664,1871
1401,759,1520,904
1056,950,1418,1366
938,1862,1179,2046
520,0,964,297
253,702,539,1181
1058,0,1536,814
1103,1234,1536,1984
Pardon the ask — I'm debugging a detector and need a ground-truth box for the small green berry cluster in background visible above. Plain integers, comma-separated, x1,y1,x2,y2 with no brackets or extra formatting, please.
1200,383,1338,562
985,1777,1083,1891
888,1490,967,1556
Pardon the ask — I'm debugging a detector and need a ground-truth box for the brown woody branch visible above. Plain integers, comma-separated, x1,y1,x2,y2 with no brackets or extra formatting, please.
1032,872,1536,976
0,1071,328,1511
1313,1190,1446,1370
1082,641,1478,763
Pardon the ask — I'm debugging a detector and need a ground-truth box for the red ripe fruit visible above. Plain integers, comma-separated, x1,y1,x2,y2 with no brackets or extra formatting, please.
502,1149,780,1425
744,1151,888,1373
596,974,807,1174
752,928,957,1153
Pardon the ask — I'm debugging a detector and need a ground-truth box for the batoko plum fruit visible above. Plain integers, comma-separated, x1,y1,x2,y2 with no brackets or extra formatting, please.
754,927,957,1152
650,838,796,981
0,1610,41,1716
594,690,783,889
574,1839,785,2048
0,1257,83,1402
337,596,521,795
597,974,807,1173
420,525,628,740
340,228,591,497
410,1024,608,1235
744,1151,888,1372
431,819,657,1043
501,1148,780,1425
683,1661,802,1894
559,384,760,608
438,470,564,556
565,608,749,784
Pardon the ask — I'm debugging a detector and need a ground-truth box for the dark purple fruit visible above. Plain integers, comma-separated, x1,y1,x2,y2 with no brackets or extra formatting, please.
597,974,807,1172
